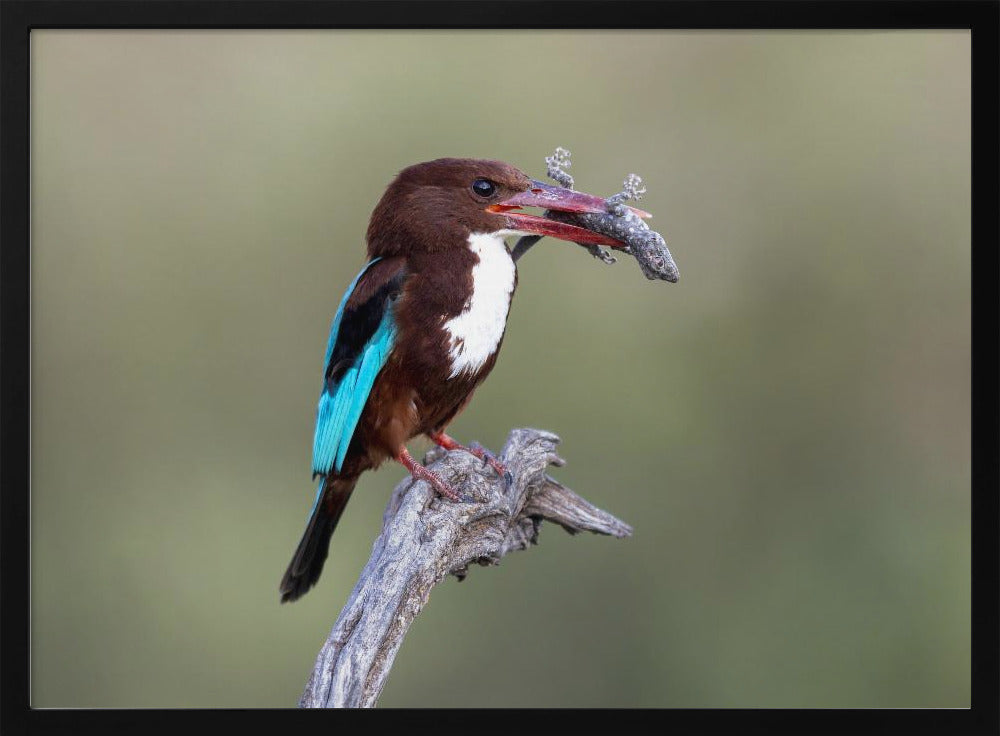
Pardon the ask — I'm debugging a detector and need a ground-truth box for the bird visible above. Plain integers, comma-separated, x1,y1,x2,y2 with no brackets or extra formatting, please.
279,158,631,603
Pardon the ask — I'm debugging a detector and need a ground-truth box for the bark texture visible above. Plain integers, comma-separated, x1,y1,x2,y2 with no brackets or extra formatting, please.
299,427,632,708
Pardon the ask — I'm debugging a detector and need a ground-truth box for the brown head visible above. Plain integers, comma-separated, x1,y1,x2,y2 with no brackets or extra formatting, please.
365,157,629,259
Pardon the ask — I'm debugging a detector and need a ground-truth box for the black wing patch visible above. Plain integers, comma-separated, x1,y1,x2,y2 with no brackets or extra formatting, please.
324,266,407,394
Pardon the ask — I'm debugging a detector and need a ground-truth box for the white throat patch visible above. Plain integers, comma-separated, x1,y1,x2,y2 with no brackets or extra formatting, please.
443,232,517,379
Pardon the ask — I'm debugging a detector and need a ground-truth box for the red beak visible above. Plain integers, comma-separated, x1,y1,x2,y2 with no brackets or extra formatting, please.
489,180,650,249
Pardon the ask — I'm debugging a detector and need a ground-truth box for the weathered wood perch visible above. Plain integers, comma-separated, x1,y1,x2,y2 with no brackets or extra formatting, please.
299,427,632,708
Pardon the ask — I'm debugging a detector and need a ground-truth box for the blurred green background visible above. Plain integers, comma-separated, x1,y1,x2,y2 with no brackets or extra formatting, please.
30,30,970,708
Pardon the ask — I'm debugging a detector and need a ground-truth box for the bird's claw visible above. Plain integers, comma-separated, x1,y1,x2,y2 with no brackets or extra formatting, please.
470,442,512,488
410,463,464,503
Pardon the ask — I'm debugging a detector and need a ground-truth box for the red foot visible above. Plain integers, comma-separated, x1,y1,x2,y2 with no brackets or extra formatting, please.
394,446,463,501
429,432,512,486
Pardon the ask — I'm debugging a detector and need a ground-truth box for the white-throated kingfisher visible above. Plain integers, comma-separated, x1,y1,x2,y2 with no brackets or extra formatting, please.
280,158,631,602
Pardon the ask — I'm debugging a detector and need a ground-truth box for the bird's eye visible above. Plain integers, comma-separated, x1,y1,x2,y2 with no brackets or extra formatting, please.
472,179,496,198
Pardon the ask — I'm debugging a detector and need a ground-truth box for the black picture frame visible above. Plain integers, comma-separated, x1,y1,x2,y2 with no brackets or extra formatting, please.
2,2,997,733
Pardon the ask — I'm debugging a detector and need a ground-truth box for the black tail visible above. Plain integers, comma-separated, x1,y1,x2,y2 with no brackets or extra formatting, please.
279,477,357,603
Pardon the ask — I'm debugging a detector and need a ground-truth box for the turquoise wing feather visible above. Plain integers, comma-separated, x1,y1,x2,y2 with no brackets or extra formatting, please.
320,257,381,373
311,258,400,477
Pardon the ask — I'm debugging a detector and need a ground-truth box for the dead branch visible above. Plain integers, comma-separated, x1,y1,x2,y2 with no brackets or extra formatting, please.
299,427,632,708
